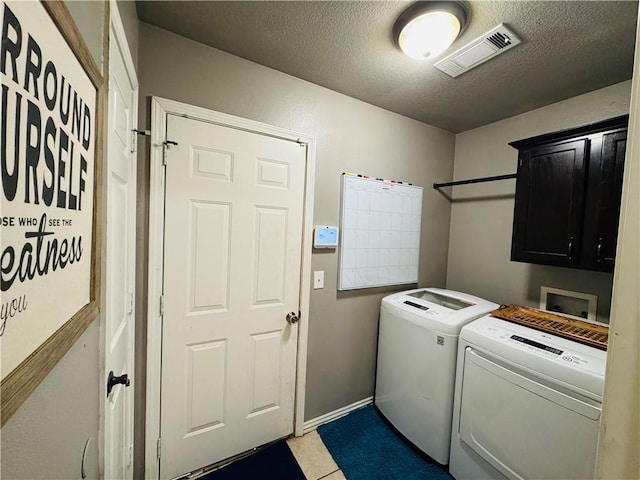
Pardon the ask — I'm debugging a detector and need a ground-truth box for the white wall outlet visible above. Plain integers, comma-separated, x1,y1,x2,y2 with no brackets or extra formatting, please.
313,271,324,289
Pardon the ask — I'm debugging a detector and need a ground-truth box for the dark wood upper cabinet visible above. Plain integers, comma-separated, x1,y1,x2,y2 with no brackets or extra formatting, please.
583,130,627,271
509,115,628,272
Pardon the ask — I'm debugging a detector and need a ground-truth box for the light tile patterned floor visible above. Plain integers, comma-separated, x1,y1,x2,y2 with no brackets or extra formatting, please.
287,430,346,480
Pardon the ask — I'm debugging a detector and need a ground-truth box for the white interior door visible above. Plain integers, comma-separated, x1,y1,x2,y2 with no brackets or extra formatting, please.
159,115,306,478
104,4,137,478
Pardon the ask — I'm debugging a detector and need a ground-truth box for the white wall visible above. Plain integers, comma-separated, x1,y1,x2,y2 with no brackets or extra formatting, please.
596,15,640,478
446,81,632,322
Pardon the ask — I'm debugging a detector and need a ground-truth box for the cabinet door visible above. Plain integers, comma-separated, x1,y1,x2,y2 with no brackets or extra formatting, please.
584,131,626,271
511,139,588,267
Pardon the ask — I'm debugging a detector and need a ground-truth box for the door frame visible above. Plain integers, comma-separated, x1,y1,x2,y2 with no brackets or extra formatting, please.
144,97,316,479
102,0,139,477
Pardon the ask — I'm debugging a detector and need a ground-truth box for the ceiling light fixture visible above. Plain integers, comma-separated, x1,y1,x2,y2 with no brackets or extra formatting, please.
393,1,467,60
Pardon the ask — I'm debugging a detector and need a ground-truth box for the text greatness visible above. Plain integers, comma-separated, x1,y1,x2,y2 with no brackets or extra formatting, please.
1,0,95,378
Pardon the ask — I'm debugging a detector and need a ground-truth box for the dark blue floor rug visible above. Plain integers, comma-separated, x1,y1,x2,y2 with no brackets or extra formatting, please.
317,405,453,480
200,440,305,480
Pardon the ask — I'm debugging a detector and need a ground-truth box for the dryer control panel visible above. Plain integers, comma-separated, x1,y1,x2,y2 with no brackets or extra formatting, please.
506,333,595,370
461,316,607,395
483,323,604,373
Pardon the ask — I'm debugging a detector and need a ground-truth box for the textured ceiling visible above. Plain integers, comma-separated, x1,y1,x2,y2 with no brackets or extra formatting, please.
136,1,638,133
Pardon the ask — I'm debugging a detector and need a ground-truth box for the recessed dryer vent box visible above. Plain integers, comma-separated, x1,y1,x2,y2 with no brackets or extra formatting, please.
540,286,598,322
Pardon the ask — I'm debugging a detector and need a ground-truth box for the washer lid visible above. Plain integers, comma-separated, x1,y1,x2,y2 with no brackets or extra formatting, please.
405,289,477,310
381,288,499,335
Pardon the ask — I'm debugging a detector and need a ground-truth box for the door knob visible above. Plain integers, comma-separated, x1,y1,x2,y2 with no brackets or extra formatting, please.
107,370,131,397
286,312,299,324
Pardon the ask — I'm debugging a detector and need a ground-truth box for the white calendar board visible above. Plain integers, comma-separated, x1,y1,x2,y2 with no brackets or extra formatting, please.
338,175,423,290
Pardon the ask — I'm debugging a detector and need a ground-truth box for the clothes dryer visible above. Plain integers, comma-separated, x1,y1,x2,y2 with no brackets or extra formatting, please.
374,288,498,464
449,315,607,480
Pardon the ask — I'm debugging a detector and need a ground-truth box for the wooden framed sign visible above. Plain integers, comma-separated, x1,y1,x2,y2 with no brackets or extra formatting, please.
1,0,104,424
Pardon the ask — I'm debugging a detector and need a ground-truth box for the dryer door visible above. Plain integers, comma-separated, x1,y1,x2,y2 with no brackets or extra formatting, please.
458,348,601,480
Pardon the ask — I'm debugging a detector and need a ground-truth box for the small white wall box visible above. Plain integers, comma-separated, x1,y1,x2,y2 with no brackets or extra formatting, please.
540,286,598,321
313,226,339,248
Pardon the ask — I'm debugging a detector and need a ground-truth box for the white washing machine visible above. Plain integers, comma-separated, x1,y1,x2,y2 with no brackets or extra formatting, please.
449,315,607,480
374,288,498,465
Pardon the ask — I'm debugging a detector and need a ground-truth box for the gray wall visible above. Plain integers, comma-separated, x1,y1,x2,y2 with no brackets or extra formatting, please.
135,23,455,425
2,324,101,479
446,81,632,323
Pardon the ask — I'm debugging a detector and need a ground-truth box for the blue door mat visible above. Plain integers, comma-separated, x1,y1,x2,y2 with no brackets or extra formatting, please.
317,405,453,480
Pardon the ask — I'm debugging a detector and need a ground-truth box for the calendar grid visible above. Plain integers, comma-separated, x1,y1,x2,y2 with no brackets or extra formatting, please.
338,175,423,290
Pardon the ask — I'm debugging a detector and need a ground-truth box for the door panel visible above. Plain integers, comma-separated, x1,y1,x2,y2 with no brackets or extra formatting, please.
511,139,587,266
105,11,137,479
160,115,305,478
249,330,283,415
593,131,627,268
189,201,231,312
185,340,227,434
253,207,288,304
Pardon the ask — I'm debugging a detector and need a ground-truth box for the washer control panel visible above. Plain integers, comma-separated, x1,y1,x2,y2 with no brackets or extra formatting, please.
393,297,445,318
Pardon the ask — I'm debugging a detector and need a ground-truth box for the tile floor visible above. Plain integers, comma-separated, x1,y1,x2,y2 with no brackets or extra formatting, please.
286,430,346,480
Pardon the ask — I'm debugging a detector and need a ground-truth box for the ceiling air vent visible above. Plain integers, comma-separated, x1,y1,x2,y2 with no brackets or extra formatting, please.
434,24,521,78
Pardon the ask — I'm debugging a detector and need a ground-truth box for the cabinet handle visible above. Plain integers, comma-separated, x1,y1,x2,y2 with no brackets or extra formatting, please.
567,237,574,260
596,237,603,262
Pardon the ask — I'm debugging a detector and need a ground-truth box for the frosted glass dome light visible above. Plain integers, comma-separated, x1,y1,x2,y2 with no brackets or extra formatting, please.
394,2,467,60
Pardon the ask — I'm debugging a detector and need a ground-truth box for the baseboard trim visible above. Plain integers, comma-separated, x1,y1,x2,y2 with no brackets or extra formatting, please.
302,396,373,435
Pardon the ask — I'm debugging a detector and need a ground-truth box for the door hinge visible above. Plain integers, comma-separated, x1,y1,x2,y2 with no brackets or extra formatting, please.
161,141,178,166
157,437,161,460
132,128,150,154
159,295,165,317
162,144,168,166
129,292,135,315
163,140,178,166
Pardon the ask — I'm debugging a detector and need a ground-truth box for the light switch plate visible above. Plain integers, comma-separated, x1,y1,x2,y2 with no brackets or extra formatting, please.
313,271,324,289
